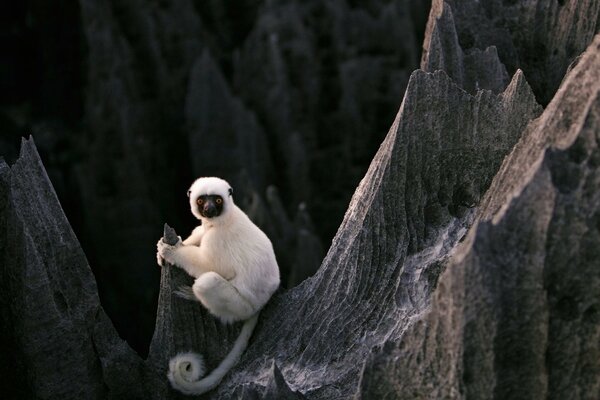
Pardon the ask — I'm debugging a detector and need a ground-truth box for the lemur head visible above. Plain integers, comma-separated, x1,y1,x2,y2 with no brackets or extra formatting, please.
187,177,234,221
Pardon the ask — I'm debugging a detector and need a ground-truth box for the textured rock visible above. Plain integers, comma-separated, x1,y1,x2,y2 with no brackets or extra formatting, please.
0,62,542,398
3,2,600,399
358,33,600,400
421,1,509,94
0,138,156,399
211,66,541,398
185,49,273,191
233,0,429,240
434,0,600,105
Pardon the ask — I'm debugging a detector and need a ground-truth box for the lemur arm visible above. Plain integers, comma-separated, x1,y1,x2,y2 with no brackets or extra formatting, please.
183,226,205,246
157,239,236,280
157,241,205,278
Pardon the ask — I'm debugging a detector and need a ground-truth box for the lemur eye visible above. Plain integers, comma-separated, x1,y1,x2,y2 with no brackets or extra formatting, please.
187,190,191,197
215,197,223,205
196,198,203,205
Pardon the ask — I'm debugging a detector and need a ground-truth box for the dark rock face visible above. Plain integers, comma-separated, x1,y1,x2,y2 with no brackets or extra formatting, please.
75,0,206,355
357,33,600,400
421,1,510,94
185,50,273,192
68,0,429,352
1,2,600,400
0,139,153,399
438,0,600,105
212,63,541,400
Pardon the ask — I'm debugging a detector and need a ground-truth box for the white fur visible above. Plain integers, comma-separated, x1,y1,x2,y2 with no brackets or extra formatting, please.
157,177,280,395
168,352,206,384
168,314,258,395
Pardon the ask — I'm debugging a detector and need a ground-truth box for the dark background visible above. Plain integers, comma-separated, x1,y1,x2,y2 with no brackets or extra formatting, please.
0,0,431,356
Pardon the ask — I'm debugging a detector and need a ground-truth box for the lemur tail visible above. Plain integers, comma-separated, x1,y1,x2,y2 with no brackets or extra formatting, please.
167,312,259,395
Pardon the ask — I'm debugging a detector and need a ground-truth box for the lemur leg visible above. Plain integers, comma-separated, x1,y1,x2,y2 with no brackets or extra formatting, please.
192,272,255,323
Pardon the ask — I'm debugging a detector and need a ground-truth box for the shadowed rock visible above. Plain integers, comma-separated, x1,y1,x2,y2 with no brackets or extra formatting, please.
0,62,542,398
210,66,541,398
421,1,509,94
0,138,160,399
434,0,600,105
185,49,273,192
358,33,600,400
11,0,595,358
2,4,599,399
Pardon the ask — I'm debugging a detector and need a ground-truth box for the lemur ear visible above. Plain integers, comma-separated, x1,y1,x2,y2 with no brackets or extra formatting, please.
187,190,191,197
228,187,233,196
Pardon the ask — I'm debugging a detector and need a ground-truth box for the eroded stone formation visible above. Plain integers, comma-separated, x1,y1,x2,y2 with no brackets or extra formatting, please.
0,1,598,399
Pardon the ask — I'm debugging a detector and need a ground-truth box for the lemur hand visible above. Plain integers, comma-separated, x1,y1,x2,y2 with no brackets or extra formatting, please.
156,236,182,266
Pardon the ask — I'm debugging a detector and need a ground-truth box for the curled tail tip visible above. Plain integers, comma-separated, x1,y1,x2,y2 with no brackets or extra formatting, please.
168,352,206,385
167,314,260,395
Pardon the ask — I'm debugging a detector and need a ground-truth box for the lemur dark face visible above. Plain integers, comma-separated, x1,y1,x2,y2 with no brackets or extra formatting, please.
195,194,224,219
187,177,234,221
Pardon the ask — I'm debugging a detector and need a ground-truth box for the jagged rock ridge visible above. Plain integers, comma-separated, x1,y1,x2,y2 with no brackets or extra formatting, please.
212,62,541,399
0,139,155,399
1,2,600,400
426,0,600,106
357,32,600,400
70,0,431,351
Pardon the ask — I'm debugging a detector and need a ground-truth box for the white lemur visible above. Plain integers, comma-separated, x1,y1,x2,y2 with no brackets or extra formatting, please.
156,177,280,395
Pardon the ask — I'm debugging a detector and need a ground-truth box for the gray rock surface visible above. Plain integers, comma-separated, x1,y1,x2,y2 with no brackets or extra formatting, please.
435,0,600,105
421,1,509,94
357,33,600,400
3,0,597,357
210,64,541,400
0,138,156,399
2,2,600,400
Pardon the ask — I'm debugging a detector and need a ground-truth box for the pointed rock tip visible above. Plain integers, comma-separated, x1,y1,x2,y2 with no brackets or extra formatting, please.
501,69,537,105
430,0,449,19
0,157,8,175
13,136,47,172
199,47,217,70
406,68,466,97
266,361,307,398
506,69,526,91
163,224,179,245
405,69,428,92
270,361,286,384
190,47,221,84
18,135,38,160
